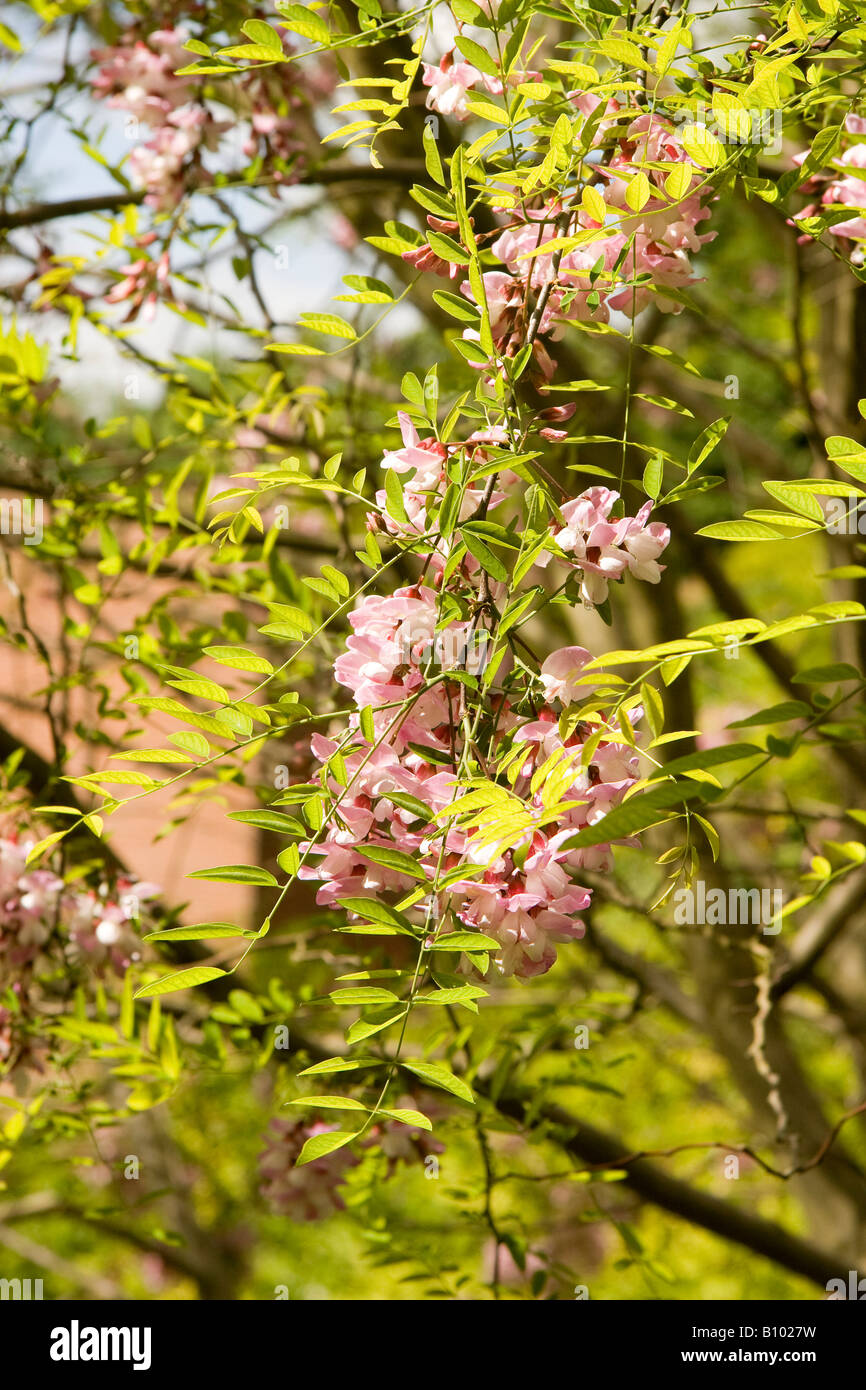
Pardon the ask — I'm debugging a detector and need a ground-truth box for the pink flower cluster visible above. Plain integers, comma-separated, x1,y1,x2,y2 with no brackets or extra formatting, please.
259,1118,357,1219
91,26,194,124
374,412,507,556
795,113,866,261
0,834,154,1070
299,545,649,979
372,418,670,606
91,27,214,211
91,24,329,217
482,108,715,332
549,485,670,606
300,617,641,975
422,57,494,122
258,1111,443,1218
293,408,670,977
600,106,716,313
104,239,172,323
446,698,642,976
408,88,716,377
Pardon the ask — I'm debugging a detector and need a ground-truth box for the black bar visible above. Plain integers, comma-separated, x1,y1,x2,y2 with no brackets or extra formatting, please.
0,1297,860,1377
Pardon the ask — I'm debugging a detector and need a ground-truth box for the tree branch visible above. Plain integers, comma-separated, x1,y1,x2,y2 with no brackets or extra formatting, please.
0,162,426,234
492,1087,861,1291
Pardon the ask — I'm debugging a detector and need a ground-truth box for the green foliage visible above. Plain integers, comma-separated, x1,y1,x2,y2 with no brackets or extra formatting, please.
0,0,865,1304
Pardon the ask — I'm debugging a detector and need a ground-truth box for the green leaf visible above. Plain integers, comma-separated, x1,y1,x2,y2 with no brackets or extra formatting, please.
793,663,861,684
647,742,761,779
72,770,158,789
427,231,470,265
465,96,508,126
346,1010,407,1042
681,123,725,168
25,831,66,864
355,845,428,880
387,792,434,823
743,509,816,531
762,481,826,521
697,520,787,541
217,42,284,61
203,645,274,674
134,967,227,999
451,0,483,20
288,1095,368,1110
337,897,417,934
597,37,645,66
626,170,652,212
321,565,350,597
120,748,196,765
561,783,709,851
188,864,278,886
643,453,663,500
422,121,445,186
299,1057,382,1077
296,1130,358,1165
438,482,462,539
241,19,283,49
461,529,508,582
665,162,694,201
267,342,326,356
330,987,400,1005
826,438,866,482
0,22,22,51
418,985,487,1008
168,676,229,702
426,931,499,951
401,372,424,407
384,466,407,522
401,1059,474,1105
688,417,729,474
640,681,664,739
144,924,258,942
455,34,499,77
808,600,864,620
727,702,811,728
756,614,817,641
432,290,478,323
379,1108,432,1130
227,809,305,834
128,696,238,740
275,3,330,45
168,730,211,758
298,312,356,340
694,813,720,862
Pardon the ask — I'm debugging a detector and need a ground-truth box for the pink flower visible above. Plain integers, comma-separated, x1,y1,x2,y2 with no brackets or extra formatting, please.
128,106,215,209
823,143,866,242
462,270,524,337
402,215,464,279
551,488,669,604
615,502,670,583
0,832,157,1076
301,450,658,979
539,647,595,705
569,90,622,143
91,29,195,123
422,58,492,121
258,1118,357,1219
554,487,627,604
